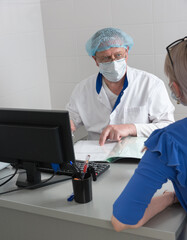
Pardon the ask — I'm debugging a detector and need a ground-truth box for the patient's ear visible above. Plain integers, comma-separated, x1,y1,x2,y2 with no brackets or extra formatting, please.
171,81,181,98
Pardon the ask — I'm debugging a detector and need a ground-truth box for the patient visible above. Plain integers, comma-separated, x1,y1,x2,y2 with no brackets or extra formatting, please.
111,36,187,231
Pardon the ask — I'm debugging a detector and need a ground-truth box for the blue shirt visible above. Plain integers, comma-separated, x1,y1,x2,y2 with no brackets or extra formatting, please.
113,118,187,225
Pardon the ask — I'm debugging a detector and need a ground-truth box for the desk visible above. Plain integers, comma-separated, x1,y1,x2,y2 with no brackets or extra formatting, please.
0,163,186,240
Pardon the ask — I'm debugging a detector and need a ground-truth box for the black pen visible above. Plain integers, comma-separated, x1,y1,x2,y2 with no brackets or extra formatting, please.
69,161,81,176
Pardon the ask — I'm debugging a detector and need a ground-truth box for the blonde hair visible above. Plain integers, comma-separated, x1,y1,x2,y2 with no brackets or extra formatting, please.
164,40,187,98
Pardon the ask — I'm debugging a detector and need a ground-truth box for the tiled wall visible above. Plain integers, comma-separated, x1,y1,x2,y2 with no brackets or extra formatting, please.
0,0,186,119
0,0,51,109
41,0,187,120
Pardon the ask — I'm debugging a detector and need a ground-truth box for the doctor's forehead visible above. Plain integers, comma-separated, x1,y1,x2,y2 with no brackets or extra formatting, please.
95,47,127,57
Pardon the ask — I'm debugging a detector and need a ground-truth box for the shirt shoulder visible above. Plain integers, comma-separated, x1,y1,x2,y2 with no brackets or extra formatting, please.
165,118,187,136
147,118,187,146
71,73,98,96
145,118,187,186
127,66,164,86
126,66,168,101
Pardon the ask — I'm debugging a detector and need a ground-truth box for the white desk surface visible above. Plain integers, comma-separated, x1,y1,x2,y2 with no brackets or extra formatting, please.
0,163,186,240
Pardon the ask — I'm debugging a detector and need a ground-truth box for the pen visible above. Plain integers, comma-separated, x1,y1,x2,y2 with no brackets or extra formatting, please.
87,166,97,181
67,193,74,202
82,154,90,179
69,161,81,176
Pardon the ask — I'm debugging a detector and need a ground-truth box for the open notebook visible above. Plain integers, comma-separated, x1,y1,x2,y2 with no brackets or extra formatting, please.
74,136,147,162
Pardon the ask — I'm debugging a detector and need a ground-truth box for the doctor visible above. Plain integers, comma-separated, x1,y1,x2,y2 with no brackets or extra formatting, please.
66,28,174,144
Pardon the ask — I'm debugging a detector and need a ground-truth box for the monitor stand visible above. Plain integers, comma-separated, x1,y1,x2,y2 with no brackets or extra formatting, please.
16,162,71,189
16,172,71,189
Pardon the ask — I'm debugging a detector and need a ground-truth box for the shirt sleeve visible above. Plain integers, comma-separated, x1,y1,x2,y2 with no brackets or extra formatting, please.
134,81,175,137
66,85,83,129
145,128,187,187
113,149,174,225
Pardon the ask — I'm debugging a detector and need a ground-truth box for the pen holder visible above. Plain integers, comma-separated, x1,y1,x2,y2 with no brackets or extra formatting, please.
72,173,92,203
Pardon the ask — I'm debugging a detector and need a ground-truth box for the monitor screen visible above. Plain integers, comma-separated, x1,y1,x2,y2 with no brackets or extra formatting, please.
0,108,75,189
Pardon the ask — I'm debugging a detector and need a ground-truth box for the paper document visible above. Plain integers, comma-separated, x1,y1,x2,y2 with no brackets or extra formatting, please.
0,162,10,171
74,136,147,162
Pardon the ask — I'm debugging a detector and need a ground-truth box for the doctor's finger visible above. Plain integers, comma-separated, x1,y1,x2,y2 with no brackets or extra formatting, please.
99,128,111,145
108,130,116,141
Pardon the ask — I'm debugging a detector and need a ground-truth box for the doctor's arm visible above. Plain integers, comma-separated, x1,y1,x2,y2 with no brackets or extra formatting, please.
66,93,83,133
100,83,174,145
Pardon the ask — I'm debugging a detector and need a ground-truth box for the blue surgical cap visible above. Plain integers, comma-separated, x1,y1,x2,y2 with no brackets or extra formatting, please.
85,27,133,56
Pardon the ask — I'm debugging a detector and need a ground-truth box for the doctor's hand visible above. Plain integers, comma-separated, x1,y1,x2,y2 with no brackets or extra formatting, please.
99,124,137,146
70,119,76,132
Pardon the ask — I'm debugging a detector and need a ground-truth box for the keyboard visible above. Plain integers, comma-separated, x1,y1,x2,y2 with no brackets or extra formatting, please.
39,160,110,178
76,160,110,178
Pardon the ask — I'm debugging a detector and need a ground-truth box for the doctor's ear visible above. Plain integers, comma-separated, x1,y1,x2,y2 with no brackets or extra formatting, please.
92,56,99,67
124,47,129,61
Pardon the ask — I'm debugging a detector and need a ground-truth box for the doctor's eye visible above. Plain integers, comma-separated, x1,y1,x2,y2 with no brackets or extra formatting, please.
103,56,111,62
114,53,125,60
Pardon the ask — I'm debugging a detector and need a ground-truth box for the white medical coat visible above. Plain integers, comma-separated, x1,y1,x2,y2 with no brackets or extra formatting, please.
66,66,175,140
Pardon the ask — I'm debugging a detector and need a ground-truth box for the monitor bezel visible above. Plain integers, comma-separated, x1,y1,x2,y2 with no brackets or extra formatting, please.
0,108,75,188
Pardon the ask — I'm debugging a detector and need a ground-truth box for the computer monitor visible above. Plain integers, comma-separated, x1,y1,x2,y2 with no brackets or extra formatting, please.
0,108,75,189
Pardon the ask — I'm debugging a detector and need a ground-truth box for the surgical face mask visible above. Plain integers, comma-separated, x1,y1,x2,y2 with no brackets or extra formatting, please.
171,91,179,102
99,58,127,82
170,91,187,106
169,82,181,104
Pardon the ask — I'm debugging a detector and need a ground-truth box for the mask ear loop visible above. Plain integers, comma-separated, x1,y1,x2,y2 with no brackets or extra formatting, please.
169,82,181,104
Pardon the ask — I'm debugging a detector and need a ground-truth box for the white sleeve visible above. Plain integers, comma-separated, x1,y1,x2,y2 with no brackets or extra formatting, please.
66,86,83,129
134,81,175,137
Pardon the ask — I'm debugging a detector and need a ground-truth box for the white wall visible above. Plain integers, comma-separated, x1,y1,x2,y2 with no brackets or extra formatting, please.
0,0,186,118
0,0,51,109
41,0,187,120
